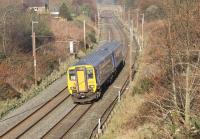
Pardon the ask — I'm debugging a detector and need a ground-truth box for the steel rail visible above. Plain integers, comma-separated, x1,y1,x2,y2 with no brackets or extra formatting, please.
0,87,70,138
60,104,94,139
40,104,79,138
89,75,129,139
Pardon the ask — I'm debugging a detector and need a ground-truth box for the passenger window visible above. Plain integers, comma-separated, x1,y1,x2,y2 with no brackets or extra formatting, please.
87,68,93,79
69,70,76,81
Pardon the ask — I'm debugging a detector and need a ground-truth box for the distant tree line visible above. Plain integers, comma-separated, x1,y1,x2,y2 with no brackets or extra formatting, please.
59,0,97,21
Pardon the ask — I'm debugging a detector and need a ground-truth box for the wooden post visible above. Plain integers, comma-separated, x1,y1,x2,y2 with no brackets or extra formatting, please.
3,13,6,56
108,30,111,42
98,118,102,134
123,4,126,21
141,13,144,50
32,32,37,85
129,21,133,83
98,10,100,41
83,20,86,51
136,9,139,32
128,10,130,26
118,91,121,102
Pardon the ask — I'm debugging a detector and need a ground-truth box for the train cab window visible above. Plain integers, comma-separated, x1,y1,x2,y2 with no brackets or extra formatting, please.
69,70,76,81
87,68,93,79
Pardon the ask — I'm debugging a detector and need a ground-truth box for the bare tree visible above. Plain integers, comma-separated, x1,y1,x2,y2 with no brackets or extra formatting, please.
148,0,200,137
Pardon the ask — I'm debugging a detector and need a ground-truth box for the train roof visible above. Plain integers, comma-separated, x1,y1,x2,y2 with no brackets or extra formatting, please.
74,41,121,67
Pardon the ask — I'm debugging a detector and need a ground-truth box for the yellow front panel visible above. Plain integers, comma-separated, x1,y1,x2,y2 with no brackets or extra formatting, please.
77,70,86,92
67,65,97,94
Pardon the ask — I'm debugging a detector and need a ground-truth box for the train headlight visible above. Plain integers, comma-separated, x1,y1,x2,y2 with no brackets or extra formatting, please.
89,85,95,91
89,85,94,89
70,87,77,90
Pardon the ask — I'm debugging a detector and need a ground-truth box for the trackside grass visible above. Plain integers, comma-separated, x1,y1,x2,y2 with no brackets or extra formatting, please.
100,82,154,139
100,49,156,138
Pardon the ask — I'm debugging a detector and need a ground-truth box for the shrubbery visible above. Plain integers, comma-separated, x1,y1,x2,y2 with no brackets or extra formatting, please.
0,6,53,55
59,3,72,20
87,31,96,44
132,78,153,95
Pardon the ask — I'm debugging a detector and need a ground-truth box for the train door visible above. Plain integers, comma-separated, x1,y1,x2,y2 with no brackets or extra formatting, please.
76,68,88,92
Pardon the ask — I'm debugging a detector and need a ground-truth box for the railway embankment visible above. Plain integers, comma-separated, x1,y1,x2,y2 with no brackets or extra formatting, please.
0,76,67,135
101,0,200,138
99,1,167,138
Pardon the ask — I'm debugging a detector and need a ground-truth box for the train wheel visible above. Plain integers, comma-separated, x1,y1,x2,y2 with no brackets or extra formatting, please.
109,75,114,84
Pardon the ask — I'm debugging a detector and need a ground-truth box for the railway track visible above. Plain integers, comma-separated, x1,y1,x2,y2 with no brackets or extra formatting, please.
42,104,93,139
0,88,70,139
89,75,129,139
0,11,136,139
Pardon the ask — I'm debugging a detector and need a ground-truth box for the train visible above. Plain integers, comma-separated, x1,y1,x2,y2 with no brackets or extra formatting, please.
67,41,125,103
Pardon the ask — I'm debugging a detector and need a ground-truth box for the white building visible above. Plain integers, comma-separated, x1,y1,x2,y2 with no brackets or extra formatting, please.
23,0,49,14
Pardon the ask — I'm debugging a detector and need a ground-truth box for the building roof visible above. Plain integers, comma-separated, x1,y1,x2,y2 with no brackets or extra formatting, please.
74,41,121,67
23,0,48,7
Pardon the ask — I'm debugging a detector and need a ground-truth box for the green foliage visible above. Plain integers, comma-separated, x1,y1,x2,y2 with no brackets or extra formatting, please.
59,3,72,20
191,117,200,137
0,6,53,54
14,13,53,52
133,78,153,95
80,5,91,16
125,0,135,8
87,31,96,44
145,5,165,21
0,52,6,60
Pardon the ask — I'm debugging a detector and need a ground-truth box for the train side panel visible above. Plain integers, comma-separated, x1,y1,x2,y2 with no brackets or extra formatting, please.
113,44,124,68
97,55,115,86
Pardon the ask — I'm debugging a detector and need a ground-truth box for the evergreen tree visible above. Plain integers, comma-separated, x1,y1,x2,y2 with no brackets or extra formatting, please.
59,3,72,20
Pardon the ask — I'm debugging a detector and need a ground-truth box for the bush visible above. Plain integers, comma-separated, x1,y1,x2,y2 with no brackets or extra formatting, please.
0,52,6,61
132,78,153,95
145,5,165,21
0,6,53,54
80,5,91,16
87,31,96,44
59,3,72,20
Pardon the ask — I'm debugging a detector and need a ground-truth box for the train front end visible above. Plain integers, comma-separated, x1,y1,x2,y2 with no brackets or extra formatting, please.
67,65,98,103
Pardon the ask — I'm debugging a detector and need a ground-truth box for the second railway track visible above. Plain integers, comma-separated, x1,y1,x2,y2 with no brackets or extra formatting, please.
42,104,93,139
0,87,70,139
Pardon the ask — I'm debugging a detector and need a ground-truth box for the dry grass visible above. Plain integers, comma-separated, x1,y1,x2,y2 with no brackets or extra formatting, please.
101,85,154,139
101,46,158,138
